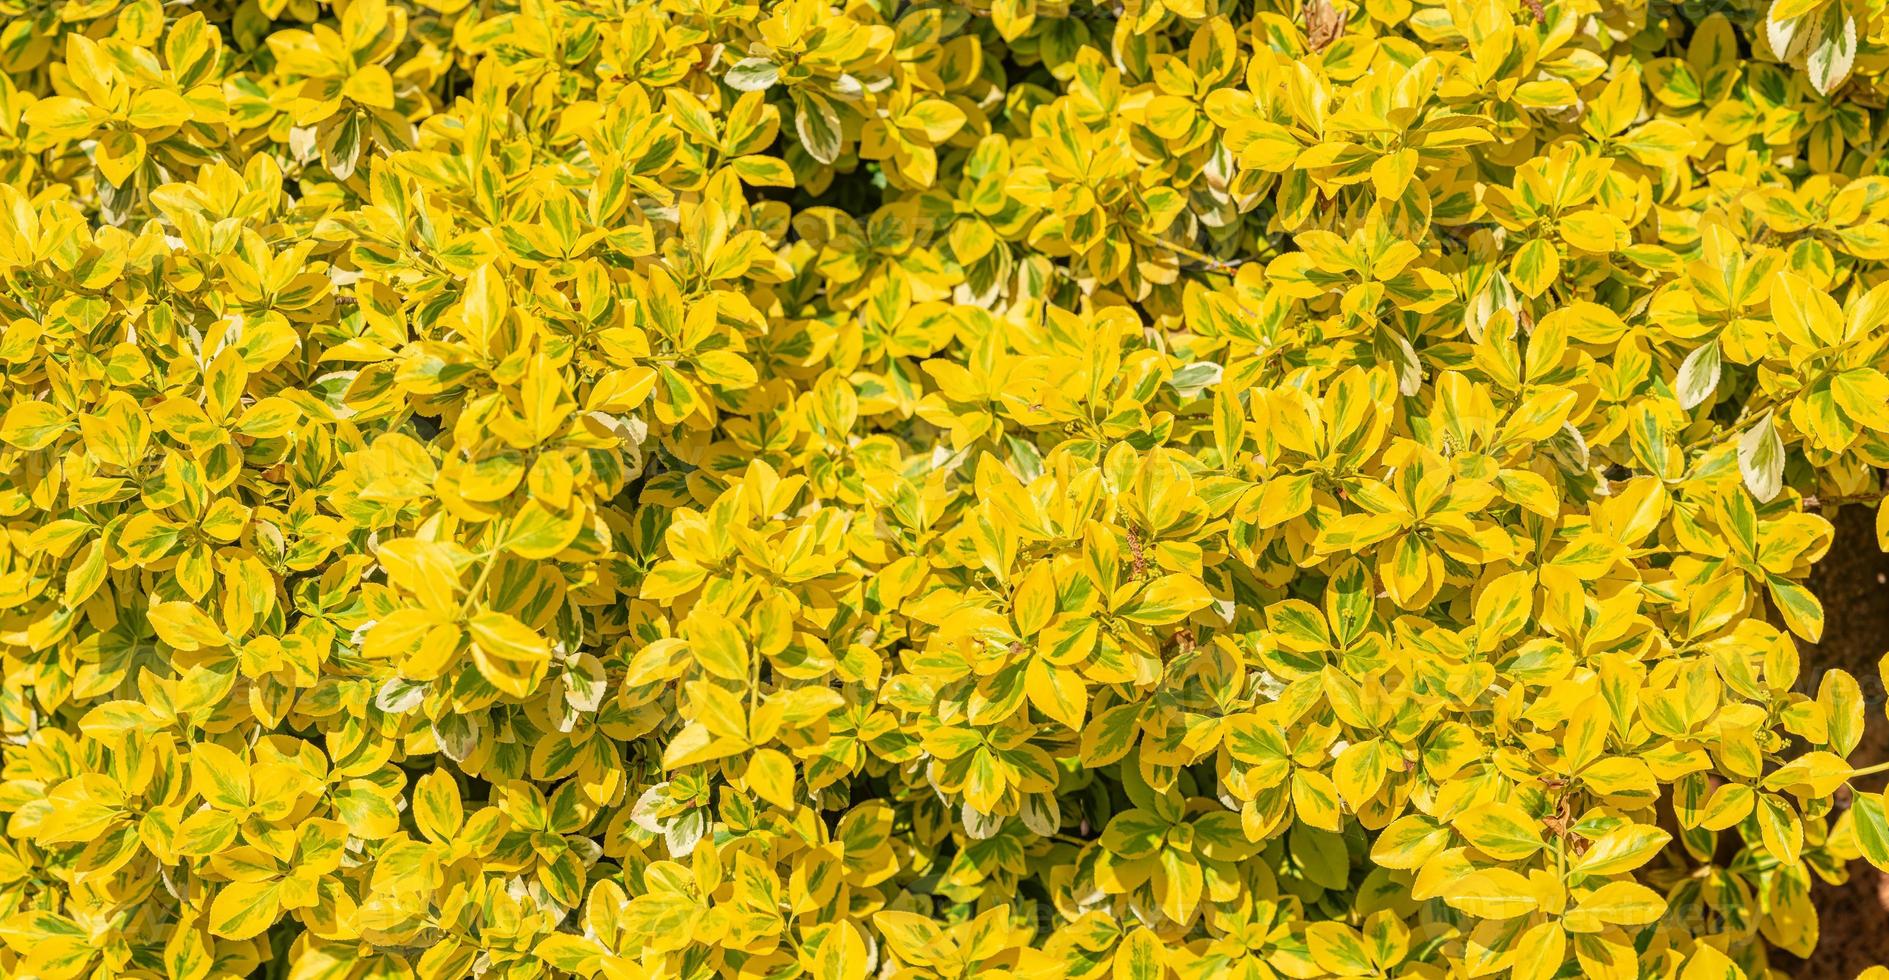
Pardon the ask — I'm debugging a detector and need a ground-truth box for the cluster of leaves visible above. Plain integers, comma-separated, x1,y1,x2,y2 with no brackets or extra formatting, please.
5,0,1889,978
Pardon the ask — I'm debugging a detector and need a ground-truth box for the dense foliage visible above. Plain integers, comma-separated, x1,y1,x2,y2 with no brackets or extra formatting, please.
5,0,1889,977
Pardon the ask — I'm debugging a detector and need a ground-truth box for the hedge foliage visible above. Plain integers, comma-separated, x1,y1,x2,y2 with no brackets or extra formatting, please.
6,0,1889,977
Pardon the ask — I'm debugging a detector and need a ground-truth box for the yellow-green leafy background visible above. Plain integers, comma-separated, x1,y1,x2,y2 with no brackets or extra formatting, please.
3,0,1889,978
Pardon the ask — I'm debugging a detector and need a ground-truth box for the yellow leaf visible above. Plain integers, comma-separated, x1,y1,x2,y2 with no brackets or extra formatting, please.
1453,801,1544,861
1441,869,1539,919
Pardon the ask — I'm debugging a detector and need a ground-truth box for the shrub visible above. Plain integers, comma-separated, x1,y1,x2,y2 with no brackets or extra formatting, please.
2,0,1889,977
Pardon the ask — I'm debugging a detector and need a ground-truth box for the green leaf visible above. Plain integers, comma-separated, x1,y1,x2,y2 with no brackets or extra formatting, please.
1674,340,1720,410
1738,413,1784,503
724,58,780,92
794,91,843,165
